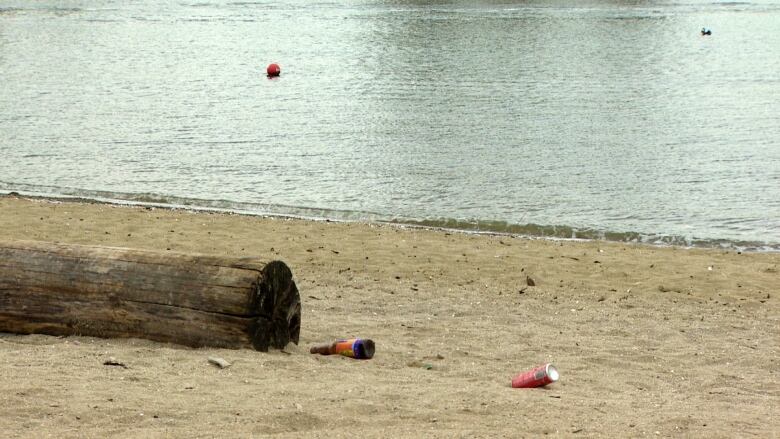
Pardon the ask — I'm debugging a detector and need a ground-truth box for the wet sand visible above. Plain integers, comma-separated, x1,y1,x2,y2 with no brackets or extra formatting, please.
0,195,777,437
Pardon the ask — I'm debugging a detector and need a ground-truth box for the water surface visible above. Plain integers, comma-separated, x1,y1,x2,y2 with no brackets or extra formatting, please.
1,0,779,249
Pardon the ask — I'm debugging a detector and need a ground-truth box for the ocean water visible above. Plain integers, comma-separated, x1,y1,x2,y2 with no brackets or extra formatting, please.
1,0,779,250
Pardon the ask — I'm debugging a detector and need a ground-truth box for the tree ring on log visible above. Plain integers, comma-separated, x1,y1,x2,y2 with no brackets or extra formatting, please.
249,260,301,351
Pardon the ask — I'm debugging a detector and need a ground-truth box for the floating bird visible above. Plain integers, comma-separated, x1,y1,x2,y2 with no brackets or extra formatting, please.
701,28,712,36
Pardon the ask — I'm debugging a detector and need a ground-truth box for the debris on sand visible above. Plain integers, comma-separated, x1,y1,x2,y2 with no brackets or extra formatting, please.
208,357,232,369
103,357,128,369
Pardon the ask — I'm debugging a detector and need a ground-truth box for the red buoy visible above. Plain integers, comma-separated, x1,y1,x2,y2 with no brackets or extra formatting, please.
267,63,281,77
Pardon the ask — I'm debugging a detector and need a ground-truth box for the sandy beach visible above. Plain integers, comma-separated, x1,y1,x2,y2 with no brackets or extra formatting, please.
0,194,777,438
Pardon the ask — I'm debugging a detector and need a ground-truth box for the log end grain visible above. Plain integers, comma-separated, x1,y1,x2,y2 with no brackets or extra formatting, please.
249,261,301,351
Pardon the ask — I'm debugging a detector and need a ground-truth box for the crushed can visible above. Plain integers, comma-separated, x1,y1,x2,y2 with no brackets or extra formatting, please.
511,363,559,388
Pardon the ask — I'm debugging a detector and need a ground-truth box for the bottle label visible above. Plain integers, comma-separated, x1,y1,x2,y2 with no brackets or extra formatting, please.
333,339,358,357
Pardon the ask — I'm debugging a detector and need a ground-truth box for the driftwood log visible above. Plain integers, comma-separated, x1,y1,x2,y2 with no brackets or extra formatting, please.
0,240,300,351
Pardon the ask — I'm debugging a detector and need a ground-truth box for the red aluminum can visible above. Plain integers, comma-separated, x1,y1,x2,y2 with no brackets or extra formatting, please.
511,363,559,388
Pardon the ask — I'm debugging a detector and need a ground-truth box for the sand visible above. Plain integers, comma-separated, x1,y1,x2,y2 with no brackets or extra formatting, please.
0,195,777,438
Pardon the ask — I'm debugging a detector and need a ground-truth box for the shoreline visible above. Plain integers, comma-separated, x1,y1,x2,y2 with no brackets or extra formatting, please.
0,194,778,437
1,190,776,253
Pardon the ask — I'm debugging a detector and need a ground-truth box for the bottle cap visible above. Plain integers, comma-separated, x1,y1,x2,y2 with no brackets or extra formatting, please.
354,339,375,359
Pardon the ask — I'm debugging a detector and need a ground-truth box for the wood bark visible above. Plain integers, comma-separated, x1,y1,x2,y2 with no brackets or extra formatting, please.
0,240,300,351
